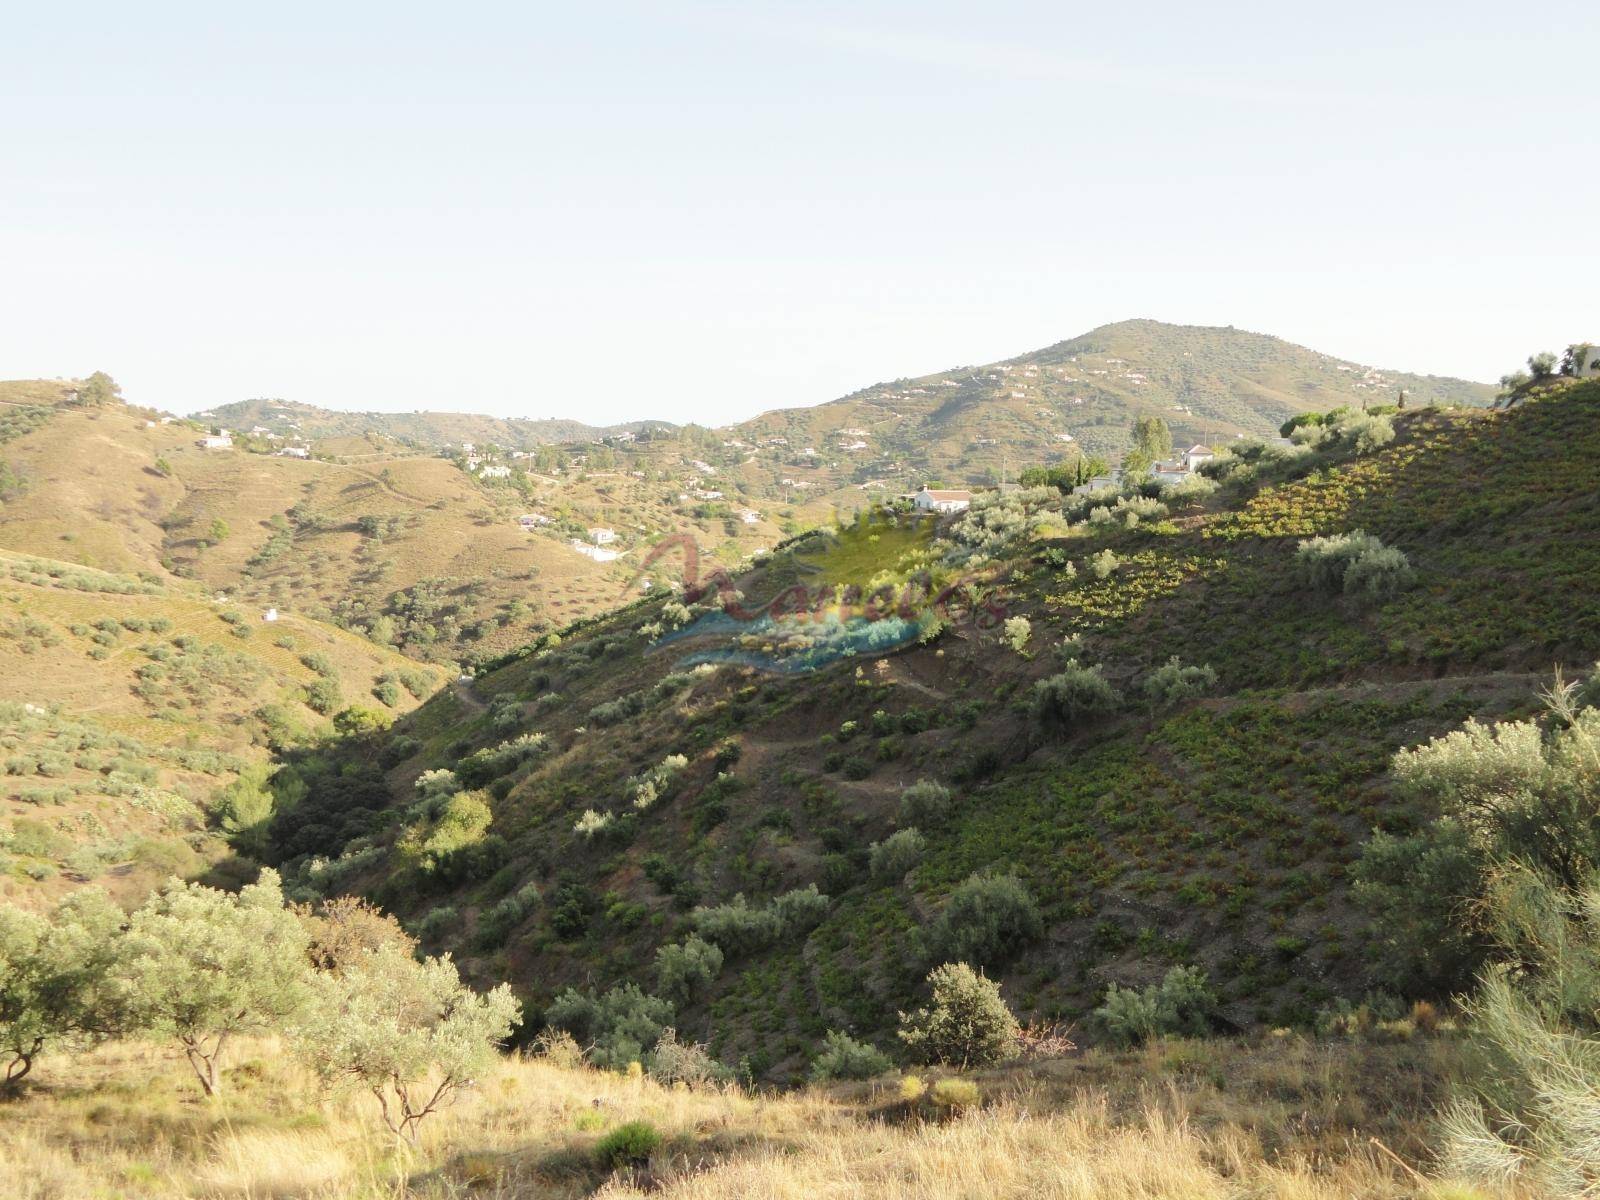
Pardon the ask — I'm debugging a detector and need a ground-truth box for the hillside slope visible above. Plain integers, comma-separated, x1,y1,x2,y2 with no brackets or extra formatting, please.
729,319,1492,504
269,380,1591,1078
0,548,445,910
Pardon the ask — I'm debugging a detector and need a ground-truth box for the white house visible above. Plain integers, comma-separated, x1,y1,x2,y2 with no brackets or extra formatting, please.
588,527,616,545
518,513,550,528
1575,343,1600,379
197,434,233,450
478,465,511,479
911,487,973,514
278,446,310,459
570,539,621,563
262,608,279,623
1152,460,1190,486
740,509,760,525
1182,444,1216,470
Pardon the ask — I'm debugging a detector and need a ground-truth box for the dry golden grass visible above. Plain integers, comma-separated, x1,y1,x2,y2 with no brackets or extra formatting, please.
0,1037,1516,1200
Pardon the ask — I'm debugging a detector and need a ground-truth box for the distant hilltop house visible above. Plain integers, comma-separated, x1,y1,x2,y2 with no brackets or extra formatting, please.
740,509,760,525
518,513,550,528
277,446,310,459
1577,343,1600,379
196,433,233,450
1072,472,1121,495
911,486,973,514
477,465,511,479
588,527,616,545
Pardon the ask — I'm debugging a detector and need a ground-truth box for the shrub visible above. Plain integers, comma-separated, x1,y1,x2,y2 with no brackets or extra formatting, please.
690,886,828,956
416,905,458,940
870,828,926,882
898,779,955,828
474,882,542,950
770,884,830,936
545,984,675,1071
898,962,1019,1068
414,769,460,802
595,1121,662,1169
1086,549,1118,579
930,1077,981,1110
1342,544,1415,599
925,872,1042,969
303,677,342,716
689,894,782,956
649,1028,730,1086
1031,662,1121,729
654,935,723,1002
1140,657,1218,713
1295,530,1413,599
1094,966,1219,1047
1003,616,1031,654
809,1030,892,1082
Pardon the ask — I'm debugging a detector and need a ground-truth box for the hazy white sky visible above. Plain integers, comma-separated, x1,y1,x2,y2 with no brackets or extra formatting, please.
4,1,1597,425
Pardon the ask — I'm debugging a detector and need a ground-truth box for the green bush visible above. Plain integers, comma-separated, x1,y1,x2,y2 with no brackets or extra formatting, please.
654,934,724,1002
595,1120,662,1168
870,828,926,882
1094,966,1219,1046
545,984,674,1071
898,962,1019,1068
1140,657,1218,712
897,779,955,828
1031,662,1121,730
1295,530,1413,599
925,872,1042,969
809,1030,892,1082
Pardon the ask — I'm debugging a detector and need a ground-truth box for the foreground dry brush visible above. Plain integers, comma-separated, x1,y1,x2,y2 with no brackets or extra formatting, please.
0,1033,1517,1200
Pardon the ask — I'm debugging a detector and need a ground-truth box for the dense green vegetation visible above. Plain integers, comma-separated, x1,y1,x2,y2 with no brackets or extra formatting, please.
221,381,1596,1090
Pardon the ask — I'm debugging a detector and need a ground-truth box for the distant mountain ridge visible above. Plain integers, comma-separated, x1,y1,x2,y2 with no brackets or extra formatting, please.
203,398,675,450
201,321,1493,467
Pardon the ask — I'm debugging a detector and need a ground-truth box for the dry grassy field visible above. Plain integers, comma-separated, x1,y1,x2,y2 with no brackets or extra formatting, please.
1,1032,1502,1200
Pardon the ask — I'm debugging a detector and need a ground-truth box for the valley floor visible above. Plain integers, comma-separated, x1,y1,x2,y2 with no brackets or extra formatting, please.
3,1033,1506,1200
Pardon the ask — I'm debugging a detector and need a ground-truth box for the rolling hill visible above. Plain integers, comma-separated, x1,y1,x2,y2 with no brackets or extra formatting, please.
0,545,446,911
261,376,1592,1079
0,387,780,664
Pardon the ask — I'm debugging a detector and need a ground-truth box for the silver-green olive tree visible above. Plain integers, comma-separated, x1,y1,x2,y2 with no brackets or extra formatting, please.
0,889,124,1092
119,869,311,1096
296,945,521,1143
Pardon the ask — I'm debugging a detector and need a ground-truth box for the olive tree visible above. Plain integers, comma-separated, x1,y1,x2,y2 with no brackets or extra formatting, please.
120,869,311,1096
0,889,124,1092
298,945,521,1142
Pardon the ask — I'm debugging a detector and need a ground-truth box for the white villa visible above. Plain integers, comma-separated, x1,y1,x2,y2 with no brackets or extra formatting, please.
588,527,617,545
911,487,973,514
570,540,621,563
478,465,511,479
197,434,233,450
278,446,309,459
518,513,550,528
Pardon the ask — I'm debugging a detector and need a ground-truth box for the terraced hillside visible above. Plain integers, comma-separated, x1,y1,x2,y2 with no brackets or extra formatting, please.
0,548,445,910
266,379,1593,1079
